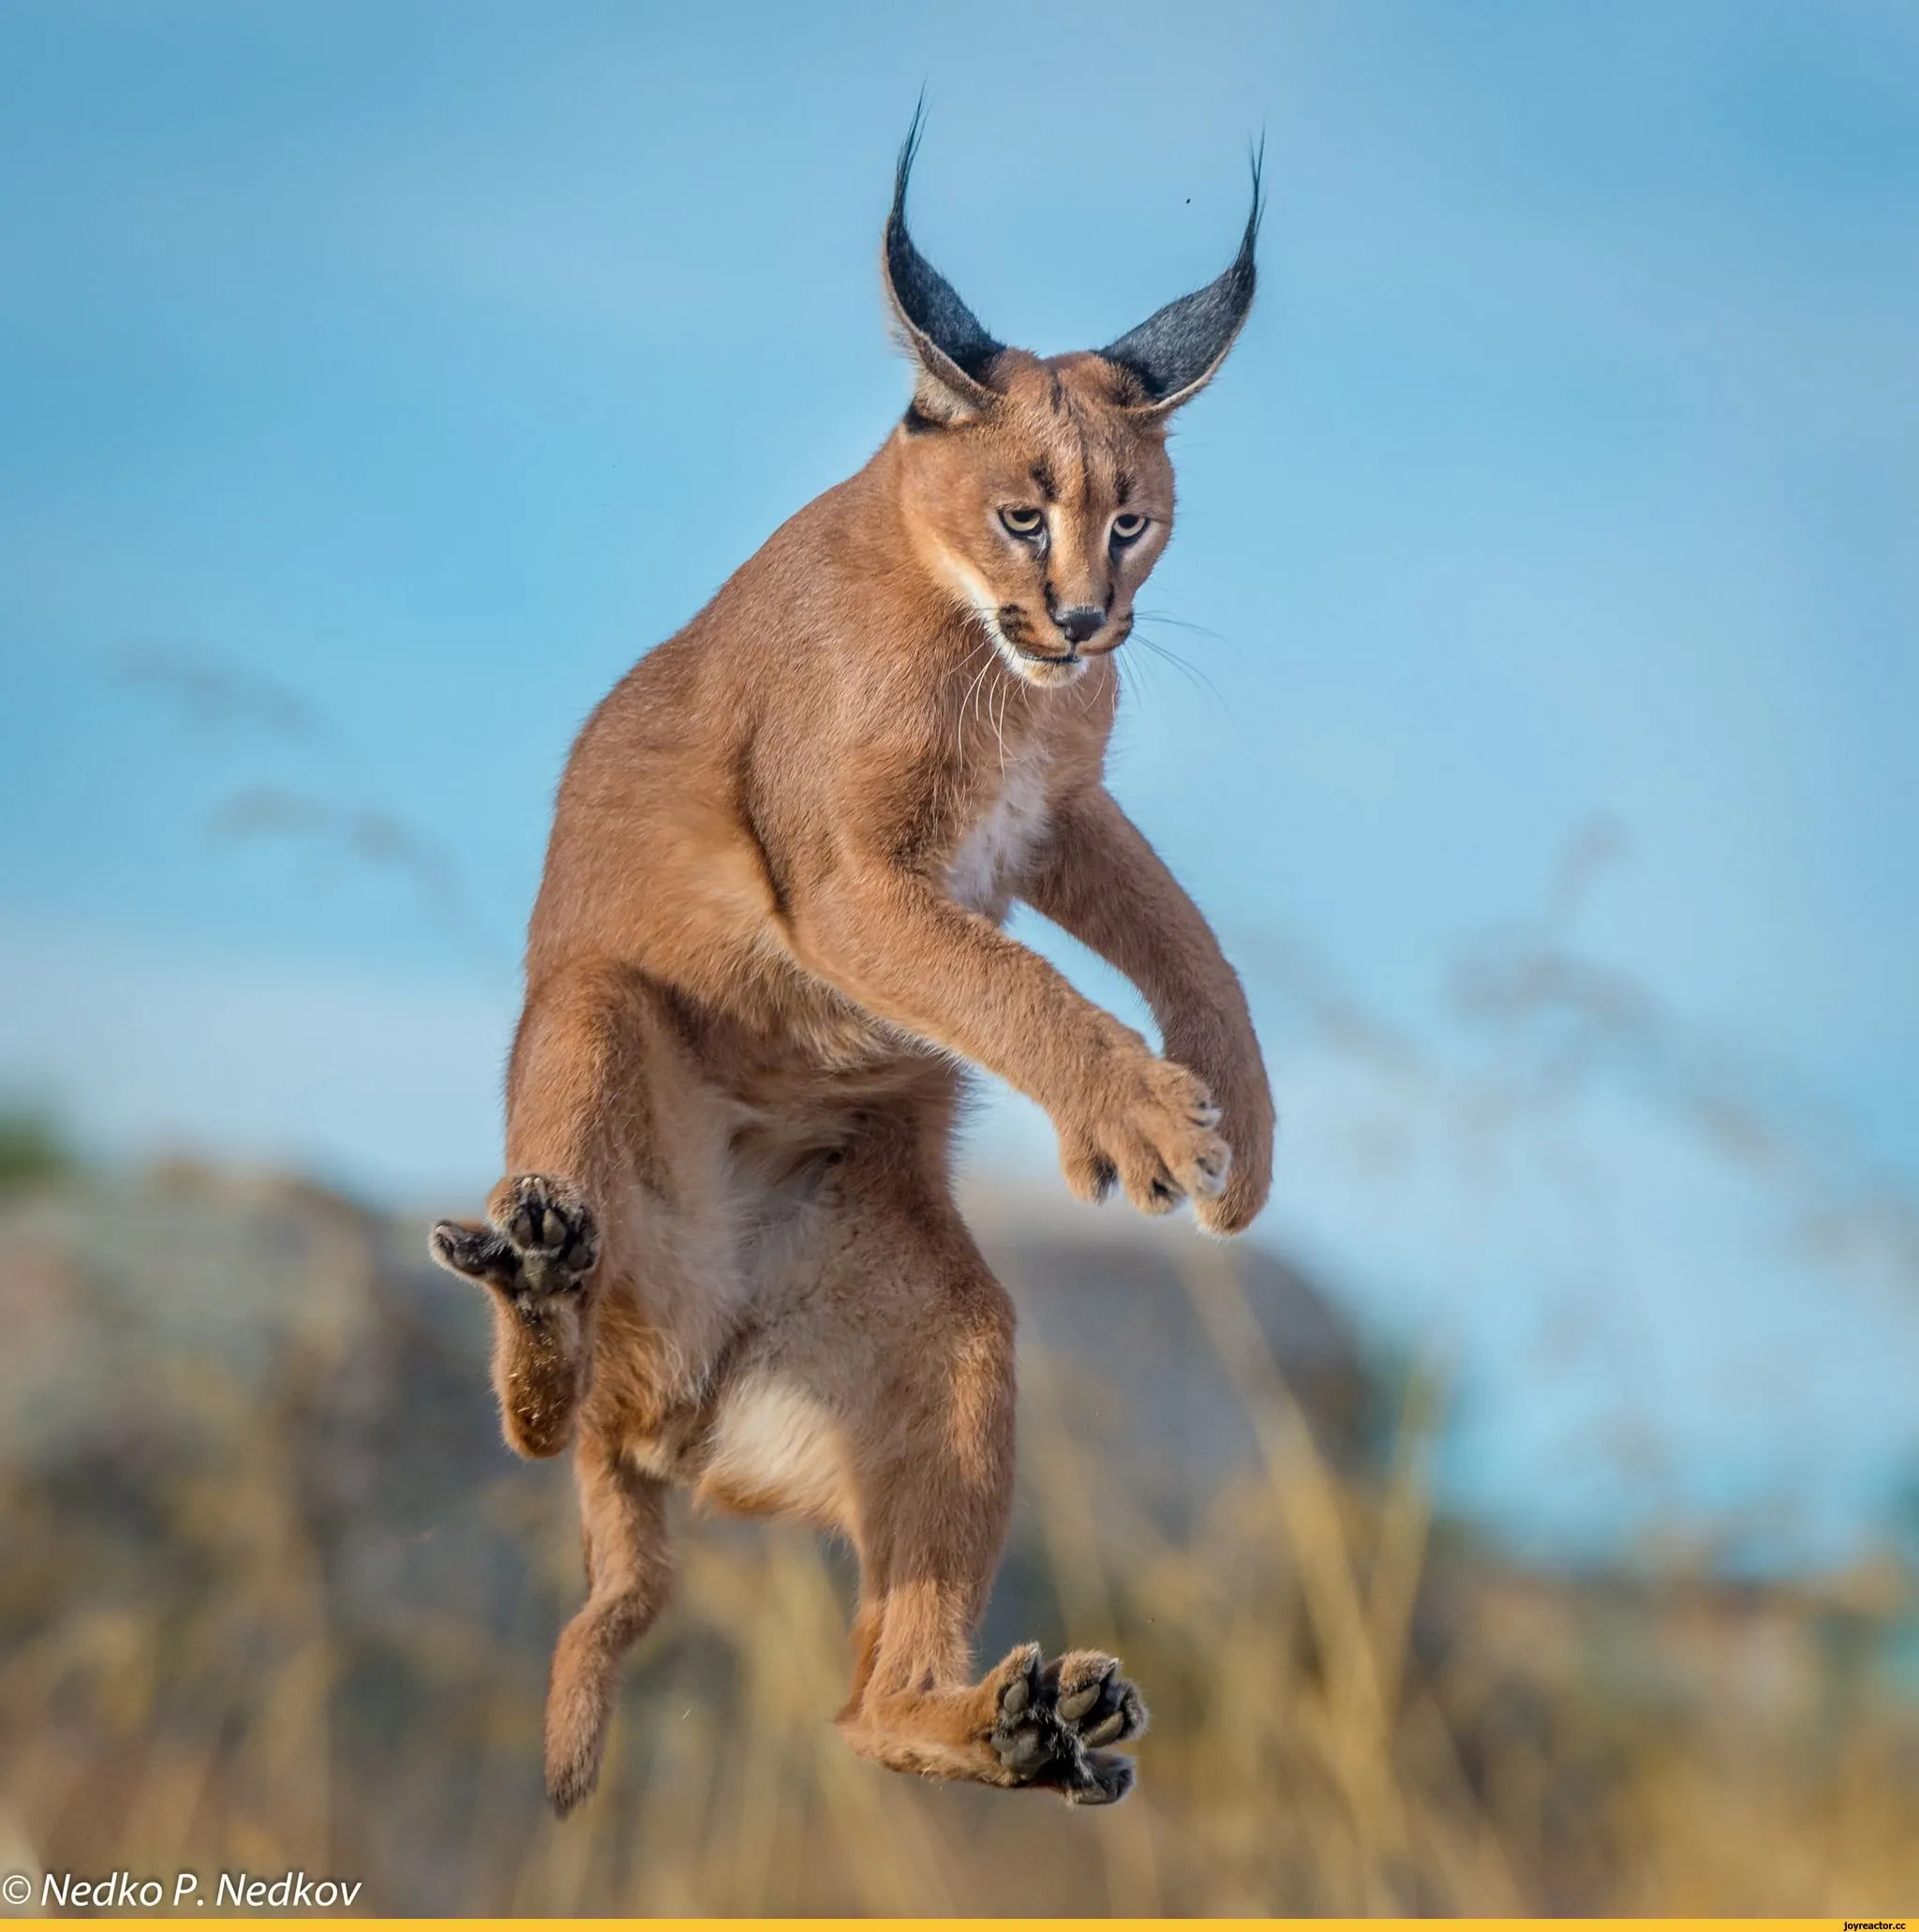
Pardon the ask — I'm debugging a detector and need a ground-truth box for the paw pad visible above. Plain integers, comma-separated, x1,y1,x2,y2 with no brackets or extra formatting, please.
986,1643,1147,1806
429,1174,599,1316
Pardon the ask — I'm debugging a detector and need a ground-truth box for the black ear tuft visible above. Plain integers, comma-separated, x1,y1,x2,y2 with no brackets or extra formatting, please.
1100,141,1264,412
884,101,1005,394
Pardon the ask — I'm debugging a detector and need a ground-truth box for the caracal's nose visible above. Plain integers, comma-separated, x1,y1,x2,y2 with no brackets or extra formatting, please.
1055,606,1105,646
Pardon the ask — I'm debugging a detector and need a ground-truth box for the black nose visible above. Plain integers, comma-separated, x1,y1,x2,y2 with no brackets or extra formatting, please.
1055,606,1105,646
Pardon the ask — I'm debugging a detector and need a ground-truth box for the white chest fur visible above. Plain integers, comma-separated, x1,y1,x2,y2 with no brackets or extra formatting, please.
946,746,1053,917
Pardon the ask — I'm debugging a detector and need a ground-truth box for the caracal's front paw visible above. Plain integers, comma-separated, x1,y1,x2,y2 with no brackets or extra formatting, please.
1062,1055,1231,1217
430,1172,600,1318
1188,1081,1275,1237
985,1643,1149,1806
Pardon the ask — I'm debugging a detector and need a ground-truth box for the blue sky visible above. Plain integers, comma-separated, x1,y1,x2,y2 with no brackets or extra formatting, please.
3,0,1916,1566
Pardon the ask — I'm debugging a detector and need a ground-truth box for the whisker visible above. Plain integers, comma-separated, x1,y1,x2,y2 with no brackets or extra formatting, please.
974,646,1002,748
954,629,997,765
1120,636,1163,715
1135,607,1233,648
1131,629,1230,717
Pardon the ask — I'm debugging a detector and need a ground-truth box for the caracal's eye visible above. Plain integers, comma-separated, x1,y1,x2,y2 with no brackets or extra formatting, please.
1111,512,1150,545
999,505,1046,540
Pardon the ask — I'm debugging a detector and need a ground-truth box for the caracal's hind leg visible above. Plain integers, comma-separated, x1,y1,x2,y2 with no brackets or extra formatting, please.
430,959,671,1457
543,1428,674,1815
820,1128,1150,1805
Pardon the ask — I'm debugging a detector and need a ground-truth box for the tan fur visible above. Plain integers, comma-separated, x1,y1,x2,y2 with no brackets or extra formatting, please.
432,221,1273,1814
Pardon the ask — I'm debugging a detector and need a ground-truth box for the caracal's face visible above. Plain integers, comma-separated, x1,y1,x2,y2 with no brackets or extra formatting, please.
899,351,1175,690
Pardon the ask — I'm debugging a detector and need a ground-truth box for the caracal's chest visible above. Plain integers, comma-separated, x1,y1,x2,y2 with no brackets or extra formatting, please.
945,738,1055,921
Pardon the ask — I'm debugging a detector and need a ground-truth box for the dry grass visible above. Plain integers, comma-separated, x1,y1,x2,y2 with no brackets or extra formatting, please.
0,1168,1914,1917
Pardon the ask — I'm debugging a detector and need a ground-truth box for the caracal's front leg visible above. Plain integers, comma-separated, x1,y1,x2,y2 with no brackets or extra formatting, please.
786,864,1232,1219
1021,786,1275,1233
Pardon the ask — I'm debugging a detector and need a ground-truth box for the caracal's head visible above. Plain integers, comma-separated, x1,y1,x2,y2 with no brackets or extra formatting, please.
882,116,1260,691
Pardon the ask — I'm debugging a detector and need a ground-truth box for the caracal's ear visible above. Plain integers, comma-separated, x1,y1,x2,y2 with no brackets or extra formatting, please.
882,106,1004,426
1100,143,1263,418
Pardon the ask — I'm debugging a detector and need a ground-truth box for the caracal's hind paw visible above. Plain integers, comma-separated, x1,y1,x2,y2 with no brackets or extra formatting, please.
986,1642,1149,1806
430,1173,599,1316
431,1176,599,1458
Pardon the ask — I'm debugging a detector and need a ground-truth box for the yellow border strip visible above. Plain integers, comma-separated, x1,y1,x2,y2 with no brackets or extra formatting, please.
15,1919,1900,1929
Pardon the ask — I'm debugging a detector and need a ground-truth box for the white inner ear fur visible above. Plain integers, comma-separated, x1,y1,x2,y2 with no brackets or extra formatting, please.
915,366,991,427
